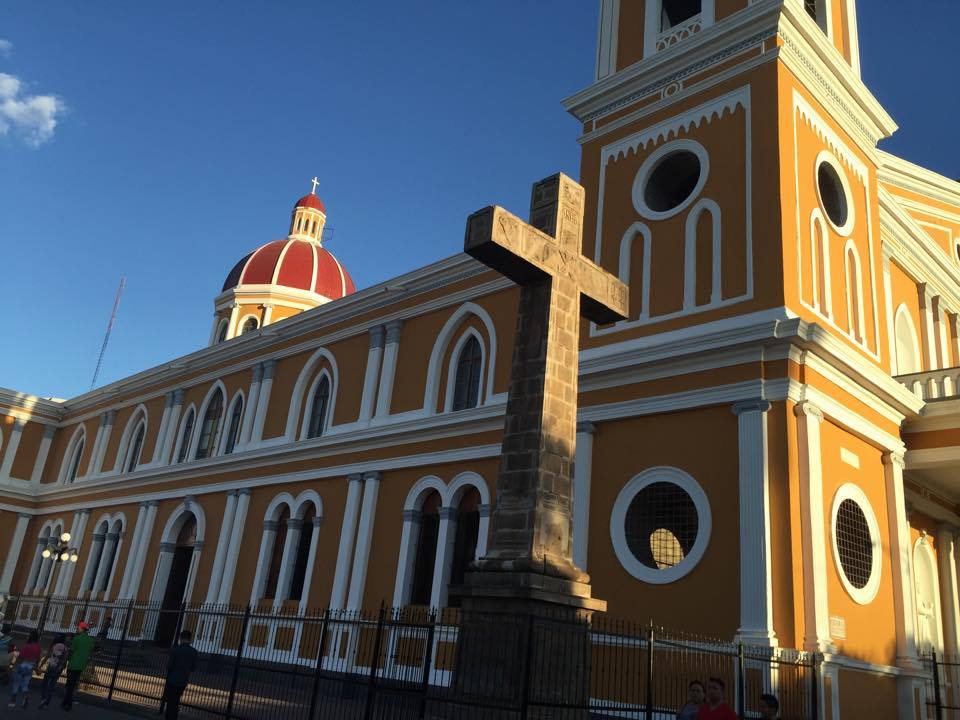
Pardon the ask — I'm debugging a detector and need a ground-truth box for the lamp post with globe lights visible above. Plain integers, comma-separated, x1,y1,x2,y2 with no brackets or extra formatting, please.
37,531,78,633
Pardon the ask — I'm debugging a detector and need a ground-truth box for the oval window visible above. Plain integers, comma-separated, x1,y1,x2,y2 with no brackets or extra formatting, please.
644,151,702,213
815,155,853,234
830,483,881,604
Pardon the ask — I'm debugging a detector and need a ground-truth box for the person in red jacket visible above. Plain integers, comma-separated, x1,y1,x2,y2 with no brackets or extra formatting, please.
697,677,738,720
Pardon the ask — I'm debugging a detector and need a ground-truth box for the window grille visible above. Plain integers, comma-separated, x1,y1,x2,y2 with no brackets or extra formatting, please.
835,498,873,589
624,481,699,570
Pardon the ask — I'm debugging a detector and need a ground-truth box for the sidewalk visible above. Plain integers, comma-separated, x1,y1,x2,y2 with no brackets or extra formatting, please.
2,687,158,719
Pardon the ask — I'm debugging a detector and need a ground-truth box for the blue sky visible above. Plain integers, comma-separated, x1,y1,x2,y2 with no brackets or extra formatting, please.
2,1,957,399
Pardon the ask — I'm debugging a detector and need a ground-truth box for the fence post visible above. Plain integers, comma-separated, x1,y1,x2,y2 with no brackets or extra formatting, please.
225,605,252,720
933,651,944,720
736,643,746,719
645,624,655,720
418,609,437,720
308,609,331,720
810,653,819,720
107,599,135,701
37,594,52,636
363,605,387,720
519,612,537,720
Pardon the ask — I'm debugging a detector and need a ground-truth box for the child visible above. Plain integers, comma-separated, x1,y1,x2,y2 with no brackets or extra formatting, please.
9,630,41,709
38,634,67,709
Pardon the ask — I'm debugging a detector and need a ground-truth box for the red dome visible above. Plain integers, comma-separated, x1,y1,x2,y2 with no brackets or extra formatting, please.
295,194,326,213
222,239,355,299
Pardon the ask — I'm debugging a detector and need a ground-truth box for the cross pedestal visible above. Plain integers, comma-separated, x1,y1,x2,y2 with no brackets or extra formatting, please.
451,173,628,716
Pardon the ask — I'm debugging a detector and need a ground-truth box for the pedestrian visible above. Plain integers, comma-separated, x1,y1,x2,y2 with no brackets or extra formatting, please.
697,677,738,720
759,693,780,719
0,623,15,681
37,633,67,709
61,621,94,712
677,680,705,719
9,629,41,708
163,629,198,720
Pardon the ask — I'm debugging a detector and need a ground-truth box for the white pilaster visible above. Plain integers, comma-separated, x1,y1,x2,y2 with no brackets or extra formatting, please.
250,359,277,445
237,364,263,450
250,520,278,604
732,400,776,646
125,500,158,600
331,474,364,610
25,537,47,592
297,516,322,609
392,509,420,607
274,517,303,605
205,490,239,604
0,418,25,479
573,421,596,570
151,392,175,465
937,525,960,659
30,425,57,486
374,321,403,418
225,302,241,340
86,414,108,478
884,452,920,663
149,544,176,603
117,503,147,599
103,532,124,600
882,253,898,373
477,503,491,558
217,488,251,605
161,390,185,464
795,401,832,652
934,299,950,369
92,532,119,594
90,410,117,477
79,532,106,595
431,507,457,608
0,513,32,593
347,471,381,609
262,303,275,326
920,286,939,370
359,326,385,423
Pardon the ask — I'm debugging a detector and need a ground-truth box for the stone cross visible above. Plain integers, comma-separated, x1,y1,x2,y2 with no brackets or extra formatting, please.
310,176,320,194
464,172,628,586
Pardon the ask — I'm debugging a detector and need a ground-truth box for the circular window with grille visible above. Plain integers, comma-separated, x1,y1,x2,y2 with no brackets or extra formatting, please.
815,152,855,235
610,467,712,584
632,140,710,221
830,483,882,604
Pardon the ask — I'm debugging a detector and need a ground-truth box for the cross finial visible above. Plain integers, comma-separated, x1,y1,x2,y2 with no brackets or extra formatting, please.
310,176,320,195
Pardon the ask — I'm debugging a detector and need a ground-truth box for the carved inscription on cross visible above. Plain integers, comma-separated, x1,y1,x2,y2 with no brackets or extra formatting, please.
464,173,628,583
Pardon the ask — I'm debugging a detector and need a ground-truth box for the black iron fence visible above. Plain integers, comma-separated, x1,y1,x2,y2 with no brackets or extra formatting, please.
925,652,960,718
1,594,819,719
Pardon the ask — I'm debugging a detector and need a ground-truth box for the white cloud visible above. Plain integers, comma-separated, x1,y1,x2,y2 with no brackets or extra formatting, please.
0,39,12,57
0,71,65,147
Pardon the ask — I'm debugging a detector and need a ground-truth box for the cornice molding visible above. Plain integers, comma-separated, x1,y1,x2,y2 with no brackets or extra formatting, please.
877,150,960,209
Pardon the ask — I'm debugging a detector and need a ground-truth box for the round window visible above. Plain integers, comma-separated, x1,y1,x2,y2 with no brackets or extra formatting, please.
830,484,881,604
815,153,854,234
632,140,710,220
611,468,711,584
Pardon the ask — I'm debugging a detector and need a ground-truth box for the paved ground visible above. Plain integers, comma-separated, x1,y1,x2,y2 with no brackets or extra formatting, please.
1,687,156,719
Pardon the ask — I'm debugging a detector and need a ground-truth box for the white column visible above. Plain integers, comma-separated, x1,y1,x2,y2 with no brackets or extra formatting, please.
90,410,117,477
225,302,241,340
951,314,960,369
25,536,47,593
359,326,385,423
250,359,277,444
151,392,175,465
117,503,147,599
795,401,831,652
934,299,950,370
374,321,403,418
920,286,939,371
0,513,32,593
149,543,176,602
573,421,596,570
330,474,364,609
262,303,275,326
182,540,204,604
250,520,278,604
0,418,25,479
392,509,420,607
937,524,960,658
237,364,263,450
884,452,919,662
92,531,119,594
217,488,251,605
161,390,185,464
274,517,303,605
431,507,457,608
30,425,56,486
79,531,106,595
126,500,158,600
103,532,125,600
347,471,381,609
882,253,898,373
204,491,239,604
297,516,323,609
732,400,776,646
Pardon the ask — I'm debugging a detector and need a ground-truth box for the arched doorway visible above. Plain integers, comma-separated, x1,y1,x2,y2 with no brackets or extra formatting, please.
155,514,197,646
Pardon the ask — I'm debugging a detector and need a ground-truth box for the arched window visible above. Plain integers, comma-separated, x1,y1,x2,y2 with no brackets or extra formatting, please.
447,488,481,608
215,320,229,344
410,491,442,606
288,506,316,602
894,305,921,375
845,244,864,344
195,389,224,460
176,409,195,464
224,397,243,455
125,422,145,473
264,505,290,600
241,317,259,335
811,214,831,317
914,540,942,654
306,376,330,439
66,440,84,484
452,336,483,411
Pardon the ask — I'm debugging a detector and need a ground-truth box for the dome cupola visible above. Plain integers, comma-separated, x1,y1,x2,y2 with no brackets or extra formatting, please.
289,177,327,243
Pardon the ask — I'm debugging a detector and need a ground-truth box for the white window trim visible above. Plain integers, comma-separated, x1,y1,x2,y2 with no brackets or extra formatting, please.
238,314,260,336
298,369,335,441
212,317,229,346
683,198,722,311
218,390,246,455
643,0,716,59
815,150,855,237
114,404,149,474
829,482,882,605
171,404,197,465
443,328,487,413
618,222,653,323
58,424,87,485
843,240,866,344
190,382,228,460
810,209,833,318
893,304,922,376
285,347,340,441
912,536,944,654
632,139,710,222
610,466,712,585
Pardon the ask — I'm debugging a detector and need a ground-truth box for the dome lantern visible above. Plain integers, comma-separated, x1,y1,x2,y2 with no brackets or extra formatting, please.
290,176,327,244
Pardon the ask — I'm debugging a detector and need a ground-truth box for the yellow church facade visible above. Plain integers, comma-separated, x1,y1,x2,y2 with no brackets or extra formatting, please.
1,1,959,716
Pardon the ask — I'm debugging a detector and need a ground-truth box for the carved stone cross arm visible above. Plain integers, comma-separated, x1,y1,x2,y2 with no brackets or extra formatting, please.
464,205,628,325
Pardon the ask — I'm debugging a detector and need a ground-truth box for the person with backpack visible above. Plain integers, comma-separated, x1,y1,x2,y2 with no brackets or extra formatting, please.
37,633,67,709
9,630,41,708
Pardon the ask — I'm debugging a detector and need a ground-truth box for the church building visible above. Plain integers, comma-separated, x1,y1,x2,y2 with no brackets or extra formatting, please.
2,1,959,717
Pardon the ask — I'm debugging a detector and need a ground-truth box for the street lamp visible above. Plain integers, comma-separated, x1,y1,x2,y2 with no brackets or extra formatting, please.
41,532,79,565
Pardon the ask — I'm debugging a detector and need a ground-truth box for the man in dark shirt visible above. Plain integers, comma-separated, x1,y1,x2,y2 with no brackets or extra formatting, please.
163,629,199,720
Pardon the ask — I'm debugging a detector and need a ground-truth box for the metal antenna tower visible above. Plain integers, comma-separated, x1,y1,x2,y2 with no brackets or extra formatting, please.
90,277,125,390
